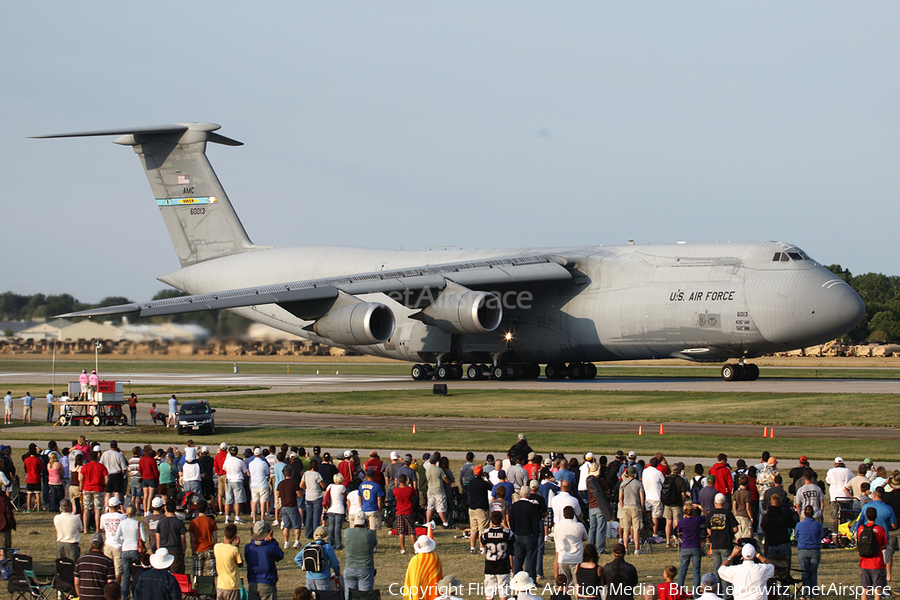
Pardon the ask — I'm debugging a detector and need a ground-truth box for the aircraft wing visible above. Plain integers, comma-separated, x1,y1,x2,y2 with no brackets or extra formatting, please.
56,254,572,320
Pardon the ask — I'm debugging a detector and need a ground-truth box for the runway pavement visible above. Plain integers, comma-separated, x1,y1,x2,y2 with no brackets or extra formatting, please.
2,371,899,394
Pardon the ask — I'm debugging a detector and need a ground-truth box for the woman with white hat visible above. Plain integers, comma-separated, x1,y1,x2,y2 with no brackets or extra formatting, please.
509,571,541,600
402,535,442,600
132,548,180,600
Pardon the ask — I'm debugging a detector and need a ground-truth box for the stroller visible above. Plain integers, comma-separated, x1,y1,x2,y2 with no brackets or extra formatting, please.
833,497,861,549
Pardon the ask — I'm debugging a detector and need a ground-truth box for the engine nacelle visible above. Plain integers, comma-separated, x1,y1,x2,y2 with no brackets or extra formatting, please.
421,287,502,334
313,302,395,346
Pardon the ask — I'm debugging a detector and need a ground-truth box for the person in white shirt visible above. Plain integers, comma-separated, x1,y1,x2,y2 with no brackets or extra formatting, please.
553,505,587,585
551,480,581,526
100,442,129,506
55,499,83,561
114,505,146,600
642,457,665,537
247,448,271,523
825,457,854,533
717,543,774,600
180,447,203,497
100,497,125,580
577,453,594,503
223,445,249,524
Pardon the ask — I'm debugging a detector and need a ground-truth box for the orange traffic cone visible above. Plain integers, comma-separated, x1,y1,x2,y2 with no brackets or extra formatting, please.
639,426,643,435
427,522,435,540
769,427,775,438
412,424,417,434
659,424,665,435
763,427,768,437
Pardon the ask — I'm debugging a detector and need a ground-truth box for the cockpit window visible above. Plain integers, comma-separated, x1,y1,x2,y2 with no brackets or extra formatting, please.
788,252,803,261
773,250,809,262
781,253,790,261
772,252,782,261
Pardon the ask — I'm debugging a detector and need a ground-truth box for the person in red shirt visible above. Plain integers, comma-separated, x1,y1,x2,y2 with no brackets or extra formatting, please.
859,506,889,600
138,444,159,516
364,451,385,487
23,444,43,512
80,451,108,533
656,565,687,600
338,451,356,485
393,474,417,554
213,442,229,515
709,454,734,504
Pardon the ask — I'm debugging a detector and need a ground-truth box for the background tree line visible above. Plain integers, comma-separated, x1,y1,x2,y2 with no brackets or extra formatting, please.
0,290,251,338
3,267,900,343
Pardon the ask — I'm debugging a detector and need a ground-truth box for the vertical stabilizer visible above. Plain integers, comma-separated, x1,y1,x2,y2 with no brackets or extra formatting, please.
33,123,257,267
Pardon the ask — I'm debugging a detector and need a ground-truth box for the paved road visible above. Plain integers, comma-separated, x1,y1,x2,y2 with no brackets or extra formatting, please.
2,371,899,394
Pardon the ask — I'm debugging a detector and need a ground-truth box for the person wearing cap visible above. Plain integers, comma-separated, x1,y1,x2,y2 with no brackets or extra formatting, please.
707,493,737,592
825,457,854,533
338,451,356,486
698,475,719,518
155,499,187,574
788,456,811,494
214,442,230,515
146,496,165,554
342,512,377,600
468,465,493,555
364,451,385,488
696,573,723,600
165,394,178,429
617,467,643,555
396,454,419,498
100,496,125,580
297,525,340,590
492,470,516,506
484,455,496,477
88,370,100,402
245,520,284,600
617,452,643,481
578,453,595,505
434,575,464,600
384,451,402,521
133,548,181,600
585,461,610,556
113,505,146,600
403,534,442,600
56,498,83,561
248,448,271,524
510,571,541,600
74,532,116,600
224,445,249,525
717,543,773,600
601,544,638,600
511,484,543,581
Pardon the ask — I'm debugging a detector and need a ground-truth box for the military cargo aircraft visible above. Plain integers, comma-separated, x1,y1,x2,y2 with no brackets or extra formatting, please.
35,123,865,381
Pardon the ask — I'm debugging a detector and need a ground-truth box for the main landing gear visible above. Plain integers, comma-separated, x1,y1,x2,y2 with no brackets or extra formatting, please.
409,363,544,381
721,363,759,381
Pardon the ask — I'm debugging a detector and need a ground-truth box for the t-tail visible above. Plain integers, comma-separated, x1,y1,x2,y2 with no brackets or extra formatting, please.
31,123,259,267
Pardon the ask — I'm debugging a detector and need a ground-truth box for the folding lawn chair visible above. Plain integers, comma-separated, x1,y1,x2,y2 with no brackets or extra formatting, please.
51,559,76,600
348,591,380,600
314,592,344,600
173,574,197,600
8,554,32,600
193,575,216,600
22,570,54,600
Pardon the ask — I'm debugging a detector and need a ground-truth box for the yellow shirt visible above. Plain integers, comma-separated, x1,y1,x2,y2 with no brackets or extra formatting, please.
403,552,443,600
214,542,243,590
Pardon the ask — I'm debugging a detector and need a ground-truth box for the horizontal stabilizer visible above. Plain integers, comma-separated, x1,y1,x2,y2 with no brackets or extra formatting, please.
29,123,243,146
55,253,572,320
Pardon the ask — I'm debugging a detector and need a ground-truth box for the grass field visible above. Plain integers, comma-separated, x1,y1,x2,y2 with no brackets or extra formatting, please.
0,424,894,463
7,453,868,597
177,388,900,429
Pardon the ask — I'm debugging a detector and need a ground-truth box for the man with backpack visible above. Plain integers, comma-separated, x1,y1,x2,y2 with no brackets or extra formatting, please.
296,526,340,591
661,462,688,548
858,506,889,600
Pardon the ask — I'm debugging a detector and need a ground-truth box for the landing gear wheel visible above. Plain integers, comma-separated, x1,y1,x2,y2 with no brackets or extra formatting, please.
528,364,542,379
467,365,483,380
545,363,564,380
514,365,526,379
585,363,597,379
491,365,507,380
91,415,101,427
450,365,463,380
733,364,746,381
435,365,451,380
721,364,737,381
568,363,584,380
411,364,427,381
423,365,434,381
745,363,760,380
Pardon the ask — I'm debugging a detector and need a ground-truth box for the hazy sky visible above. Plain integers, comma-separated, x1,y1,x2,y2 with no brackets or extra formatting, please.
3,3,898,303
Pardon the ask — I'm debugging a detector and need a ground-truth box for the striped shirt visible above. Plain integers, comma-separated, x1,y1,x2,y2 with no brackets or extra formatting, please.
74,550,114,600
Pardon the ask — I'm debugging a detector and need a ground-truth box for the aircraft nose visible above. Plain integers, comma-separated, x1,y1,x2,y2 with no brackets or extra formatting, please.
837,287,866,328
804,278,865,343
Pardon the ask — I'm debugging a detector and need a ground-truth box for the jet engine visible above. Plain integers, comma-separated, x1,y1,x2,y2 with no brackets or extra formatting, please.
313,301,395,346
419,283,502,334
